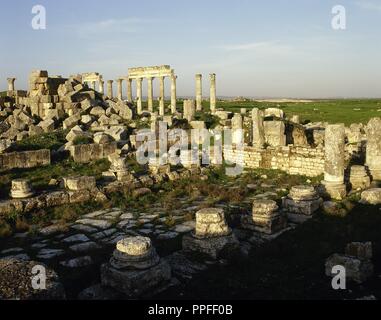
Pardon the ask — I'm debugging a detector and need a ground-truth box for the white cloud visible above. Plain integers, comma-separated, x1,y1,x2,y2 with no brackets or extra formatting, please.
354,1,381,11
68,17,161,38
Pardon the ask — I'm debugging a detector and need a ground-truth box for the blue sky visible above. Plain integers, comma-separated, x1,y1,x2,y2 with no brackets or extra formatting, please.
0,0,380,98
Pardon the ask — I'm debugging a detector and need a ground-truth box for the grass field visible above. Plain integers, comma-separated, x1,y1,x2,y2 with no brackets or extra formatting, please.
143,98,381,126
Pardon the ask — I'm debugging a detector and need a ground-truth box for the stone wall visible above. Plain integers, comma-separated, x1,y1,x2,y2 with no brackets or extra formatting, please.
0,149,50,170
223,145,324,177
69,142,117,163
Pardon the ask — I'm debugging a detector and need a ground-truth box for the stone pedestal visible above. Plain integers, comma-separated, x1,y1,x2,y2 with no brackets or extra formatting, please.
366,118,381,180
321,124,347,200
283,185,323,223
349,165,371,190
210,74,216,113
183,208,238,260
10,179,34,199
195,74,202,111
242,200,287,235
101,237,171,298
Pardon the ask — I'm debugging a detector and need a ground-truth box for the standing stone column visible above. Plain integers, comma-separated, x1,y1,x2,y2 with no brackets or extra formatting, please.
91,81,96,91
252,108,265,148
210,73,216,113
170,74,177,114
99,80,105,95
7,78,16,92
195,74,202,111
117,78,123,100
147,77,154,112
136,78,143,115
127,78,133,102
366,118,381,180
107,80,113,98
322,124,347,200
159,76,165,116
232,113,243,145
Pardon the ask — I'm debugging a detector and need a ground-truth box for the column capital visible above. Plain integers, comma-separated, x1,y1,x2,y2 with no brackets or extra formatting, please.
107,79,113,84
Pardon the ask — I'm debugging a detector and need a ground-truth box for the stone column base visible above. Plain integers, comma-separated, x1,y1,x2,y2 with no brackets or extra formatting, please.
321,181,347,200
241,214,287,235
100,260,171,298
182,232,239,260
282,197,323,216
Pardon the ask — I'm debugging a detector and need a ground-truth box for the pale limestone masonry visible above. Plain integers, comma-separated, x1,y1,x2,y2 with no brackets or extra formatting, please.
0,149,50,170
182,208,239,260
127,65,177,114
147,77,154,112
180,149,199,168
282,185,323,223
64,176,97,191
107,80,113,98
242,200,287,235
101,236,171,297
349,165,371,190
252,108,265,148
10,179,34,199
321,124,347,200
116,79,123,100
159,77,165,116
195,74,202,111
171,74,177,114
231,113,243,145
136,78,143,115
99,79,105,95
183,100,196,122
264,121,286,147
210,73,216,113
127,78,132,102
365,118,381,180
360,188,381,205
7,78,16,92
69,142,117,163
223,145,324,177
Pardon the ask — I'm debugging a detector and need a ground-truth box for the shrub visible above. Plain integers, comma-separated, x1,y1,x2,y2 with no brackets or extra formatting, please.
0,220,12,238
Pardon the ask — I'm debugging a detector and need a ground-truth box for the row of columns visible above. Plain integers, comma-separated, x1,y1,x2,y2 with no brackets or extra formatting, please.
195,73,217,113
92,72,216,116
104,75,177,116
